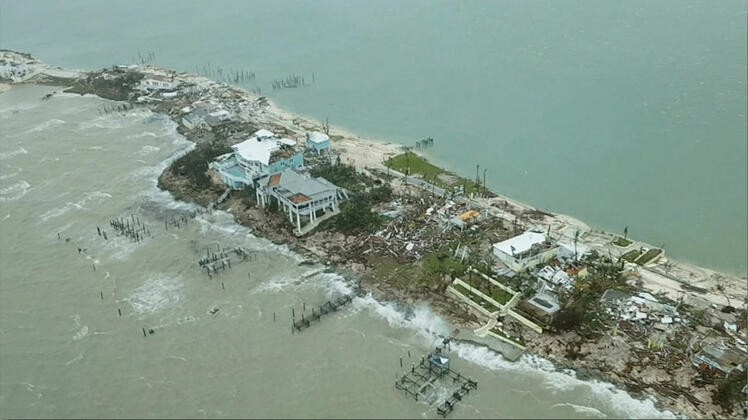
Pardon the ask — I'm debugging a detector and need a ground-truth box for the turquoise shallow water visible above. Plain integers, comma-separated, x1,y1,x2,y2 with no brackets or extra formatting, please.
1,1,745,273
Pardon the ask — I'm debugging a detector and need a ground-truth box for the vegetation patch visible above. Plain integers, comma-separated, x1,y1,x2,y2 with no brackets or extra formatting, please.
621,249,641,263
330,194,383,235
65,70,144,101
612,236,632,247
167,143,232,189
385,153,482,195
635,248,662,265
452,283,499,312
310,161,373,193
423,251,468,280
552,255,625,337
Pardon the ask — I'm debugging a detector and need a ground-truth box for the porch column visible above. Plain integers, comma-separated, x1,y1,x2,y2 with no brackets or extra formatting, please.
296,207,301,232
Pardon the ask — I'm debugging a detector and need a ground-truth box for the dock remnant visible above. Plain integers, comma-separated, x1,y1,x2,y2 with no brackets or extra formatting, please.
108,214,151,242
291,294,353,333
395,340,477,417
198,244,251,276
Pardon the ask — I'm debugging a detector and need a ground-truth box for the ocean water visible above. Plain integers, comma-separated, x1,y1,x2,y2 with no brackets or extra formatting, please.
0,84,678,418
1,0,745,275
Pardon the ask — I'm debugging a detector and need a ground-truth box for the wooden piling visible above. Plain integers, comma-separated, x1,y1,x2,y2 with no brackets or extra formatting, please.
100,291,103,300
118,308,122,317
142,327,147,337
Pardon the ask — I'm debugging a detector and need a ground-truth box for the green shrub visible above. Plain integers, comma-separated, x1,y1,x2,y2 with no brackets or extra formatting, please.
332,194,382,234
171,143,232,189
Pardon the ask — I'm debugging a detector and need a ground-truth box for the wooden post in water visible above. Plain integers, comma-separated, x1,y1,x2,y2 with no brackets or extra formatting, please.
100,291,103,300
118,308,122,317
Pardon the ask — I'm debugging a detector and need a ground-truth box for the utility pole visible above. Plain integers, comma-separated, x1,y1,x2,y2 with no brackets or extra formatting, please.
483,168,487,196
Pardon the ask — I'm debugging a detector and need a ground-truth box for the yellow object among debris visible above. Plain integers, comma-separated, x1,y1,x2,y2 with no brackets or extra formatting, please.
459,210,480,222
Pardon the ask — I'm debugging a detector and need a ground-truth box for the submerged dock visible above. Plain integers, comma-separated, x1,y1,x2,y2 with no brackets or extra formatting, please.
291,294,353,333
395,340,478,417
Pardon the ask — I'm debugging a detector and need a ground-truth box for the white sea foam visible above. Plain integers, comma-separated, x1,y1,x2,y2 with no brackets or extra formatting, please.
0,180,31,201
25,118,65,134
551,402,608,418
352,294,451,343
0,168,22,180
0,147,28,161
311,271,354,296
251,272,301,294
127,131,159,140
72,325,89,341
103,235,141,261
347,291,677,419
126,273,184,315
38,191,112,222
135,145,161,156
450,341,677,419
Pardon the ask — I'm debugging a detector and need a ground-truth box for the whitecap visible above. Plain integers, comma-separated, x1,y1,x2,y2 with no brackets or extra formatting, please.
24,118,65,134
126,273,184,315
135,145,161,156
0,180,31,201
72,325,89,341
127,131,158,140
551,402,608,418
0,168,22,180
0,147,28,161
38,191,111,222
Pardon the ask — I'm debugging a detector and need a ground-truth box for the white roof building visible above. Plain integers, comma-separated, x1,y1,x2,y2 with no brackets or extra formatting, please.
492,231,558,272
307,131,330,144
232,136,281,166
493,231,547,257
253,129,275,139
278,138,297,147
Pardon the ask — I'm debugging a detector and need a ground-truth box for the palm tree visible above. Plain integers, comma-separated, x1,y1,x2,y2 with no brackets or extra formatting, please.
623,226,629,240
715,280,732,308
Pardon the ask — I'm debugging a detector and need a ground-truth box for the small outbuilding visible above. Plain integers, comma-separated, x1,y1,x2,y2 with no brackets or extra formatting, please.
306,131,331,154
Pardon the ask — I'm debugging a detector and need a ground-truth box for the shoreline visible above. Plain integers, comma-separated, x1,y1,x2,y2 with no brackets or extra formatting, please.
4,50,747,419
266,93,747,280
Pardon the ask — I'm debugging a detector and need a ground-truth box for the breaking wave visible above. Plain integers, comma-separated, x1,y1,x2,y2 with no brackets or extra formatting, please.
126,273,184,315
0,180,31,202
0,168,22,180
0,147,28,161
24,118,65,134
347,291,677,419
38,191,112,222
